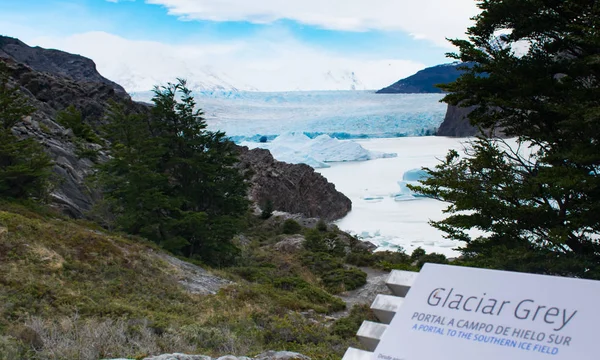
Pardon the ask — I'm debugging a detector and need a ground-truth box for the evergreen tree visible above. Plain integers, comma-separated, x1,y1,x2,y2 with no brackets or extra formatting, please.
412,0,600,278
99,80,249,265
0,63,52,199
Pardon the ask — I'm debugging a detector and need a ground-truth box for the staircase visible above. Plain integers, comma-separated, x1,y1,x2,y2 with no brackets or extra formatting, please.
342,270,418,360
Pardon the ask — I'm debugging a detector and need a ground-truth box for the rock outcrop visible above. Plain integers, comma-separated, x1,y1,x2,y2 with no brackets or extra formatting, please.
154,252,232,295
436,104,479,137
437,104,507,138
237,146,352,221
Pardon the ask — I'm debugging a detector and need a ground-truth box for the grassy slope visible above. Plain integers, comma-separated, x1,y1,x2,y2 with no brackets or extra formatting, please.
0,203,372,360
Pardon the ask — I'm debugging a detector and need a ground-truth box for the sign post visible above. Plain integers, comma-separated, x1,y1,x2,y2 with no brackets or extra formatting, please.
373,264,600,360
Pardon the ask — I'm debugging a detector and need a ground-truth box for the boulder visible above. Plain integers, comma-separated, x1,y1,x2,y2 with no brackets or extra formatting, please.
254,351,310,360
143,355,212,360
139,352,309,360
273,235,306,253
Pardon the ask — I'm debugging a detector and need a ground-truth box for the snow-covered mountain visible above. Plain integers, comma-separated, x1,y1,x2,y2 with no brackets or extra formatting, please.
102,62,259,92
116,66,372,92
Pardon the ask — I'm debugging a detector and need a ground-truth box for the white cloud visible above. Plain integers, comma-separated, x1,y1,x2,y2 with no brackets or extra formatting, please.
30,31,426,92
145,0,479,47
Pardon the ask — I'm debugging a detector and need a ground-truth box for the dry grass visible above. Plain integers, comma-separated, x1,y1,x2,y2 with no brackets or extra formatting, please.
0,203,366,360
24,316,194,360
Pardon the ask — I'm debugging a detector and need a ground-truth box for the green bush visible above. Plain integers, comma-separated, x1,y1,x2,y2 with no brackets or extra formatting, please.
282,219,302,235
410,247,426,262
332,304,377,337
56,105,102,144
321,268,367,294
316,220,328,232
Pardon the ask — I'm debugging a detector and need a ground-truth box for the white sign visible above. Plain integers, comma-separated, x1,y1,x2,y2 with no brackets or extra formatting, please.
373,264,600,360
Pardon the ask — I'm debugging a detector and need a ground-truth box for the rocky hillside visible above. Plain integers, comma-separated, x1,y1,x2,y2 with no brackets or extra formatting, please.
0,35,351,220
0,55,147,217
376,63,470,94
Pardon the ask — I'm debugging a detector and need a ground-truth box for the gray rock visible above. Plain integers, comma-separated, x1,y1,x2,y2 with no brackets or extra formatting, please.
254,351,310,360
356,241,377,252
437,104,506,138
137,353,309,360
217,356,252,360
436,104,479,137
143,355,212,360
273,235,306,253
153,252,232,295
334,267,392,318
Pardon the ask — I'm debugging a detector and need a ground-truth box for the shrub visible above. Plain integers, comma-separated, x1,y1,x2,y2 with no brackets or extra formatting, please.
410,247,426,262
321,268,367,294
316,219,328,232
415,253,448,268
282,219,302,235
56,105,102,144
332,304,377,337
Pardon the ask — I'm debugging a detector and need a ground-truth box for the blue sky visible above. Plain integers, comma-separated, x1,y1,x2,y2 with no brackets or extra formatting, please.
0,0,479,91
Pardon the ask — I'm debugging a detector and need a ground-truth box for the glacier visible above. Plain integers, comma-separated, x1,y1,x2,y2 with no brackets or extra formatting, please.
241,132,397,168
132,90,446,142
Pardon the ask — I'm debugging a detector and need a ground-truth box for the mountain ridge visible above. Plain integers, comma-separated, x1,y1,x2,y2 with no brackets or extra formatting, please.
376,62,469,94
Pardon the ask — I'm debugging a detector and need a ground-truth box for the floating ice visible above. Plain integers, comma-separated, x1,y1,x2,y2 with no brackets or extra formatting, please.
402,168,432,182
242,132,397,168
394,168,432,201
363,196,385,202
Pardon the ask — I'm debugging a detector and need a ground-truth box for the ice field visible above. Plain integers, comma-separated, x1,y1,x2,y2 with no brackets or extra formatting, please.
133,91,447,142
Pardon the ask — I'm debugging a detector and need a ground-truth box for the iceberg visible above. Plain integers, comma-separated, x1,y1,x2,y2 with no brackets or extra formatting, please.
394,168,432,201
402,168,432,182
242,132,397,168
